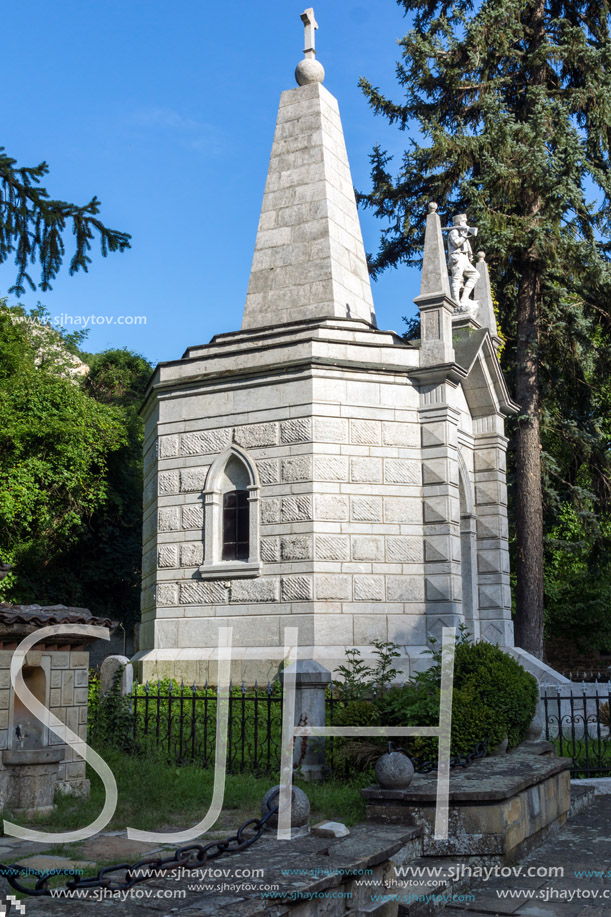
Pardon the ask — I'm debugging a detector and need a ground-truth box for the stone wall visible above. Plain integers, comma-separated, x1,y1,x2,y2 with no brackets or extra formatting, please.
0,647,89,797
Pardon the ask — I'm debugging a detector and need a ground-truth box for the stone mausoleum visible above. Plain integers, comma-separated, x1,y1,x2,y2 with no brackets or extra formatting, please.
134,11,522,685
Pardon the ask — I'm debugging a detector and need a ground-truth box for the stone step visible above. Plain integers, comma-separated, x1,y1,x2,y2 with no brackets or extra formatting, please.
391,856,468,917
569,782,597,817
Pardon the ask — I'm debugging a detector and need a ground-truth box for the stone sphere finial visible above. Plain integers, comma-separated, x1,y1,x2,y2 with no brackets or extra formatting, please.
295,58,325,86
261,785,310,828
375,750,415,789
428,202,438,213
477,251,486,261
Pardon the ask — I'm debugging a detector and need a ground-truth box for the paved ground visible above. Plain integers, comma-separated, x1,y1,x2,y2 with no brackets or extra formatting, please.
0,794,609,915
441,794,611,917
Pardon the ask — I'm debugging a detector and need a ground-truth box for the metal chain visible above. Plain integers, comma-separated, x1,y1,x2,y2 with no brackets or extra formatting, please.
4,796,280,898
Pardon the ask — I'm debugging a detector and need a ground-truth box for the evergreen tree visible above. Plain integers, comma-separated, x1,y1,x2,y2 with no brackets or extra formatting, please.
0,148,130,294
358,0,611,658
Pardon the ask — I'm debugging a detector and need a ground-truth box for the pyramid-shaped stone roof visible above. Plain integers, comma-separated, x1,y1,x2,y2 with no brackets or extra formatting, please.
242,80,376,330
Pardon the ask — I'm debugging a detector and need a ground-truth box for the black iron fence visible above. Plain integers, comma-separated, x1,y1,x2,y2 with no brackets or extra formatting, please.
542,684,611,777
90,678,486,777
89,680,284,774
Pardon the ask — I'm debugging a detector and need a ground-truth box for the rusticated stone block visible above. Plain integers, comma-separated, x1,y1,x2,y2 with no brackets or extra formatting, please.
384,459,420,485
354,575,385,602
426,575,456,602
315,536,350,560
316,575,352,601
158,471,179,495
422,459,450,486
315,494,349,521
352,536,384,562
180,542,203,567
182,505,204,530
281,576,313,601
257,460,280,485
386,576,425,603
477,514,508,540
158,435,179,458
281,535,312,560
313,456,348,481
350,419,381,445
261,498,281,523
158,508,180,532
281,418,312,443
423,497,451,524
384,498,421,524
156,584,178,606
158,545,178,568
476,481,506,506
351,496,382,522
260,537,280,562
387,536,423,563
231,579,279,603
313,417,348,443
234,422,278,448
421,422,450,449
282,456,312,483
180,582,227,604
424,537,452,563
382,421,419,447
350,457,382,483
181,429,231,456
180,468,209,492
474,448,505,473
282,496,313,522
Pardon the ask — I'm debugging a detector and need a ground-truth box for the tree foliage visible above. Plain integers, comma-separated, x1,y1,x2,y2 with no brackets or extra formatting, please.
358,0,611,656
0,148,130,295
0,303,151,626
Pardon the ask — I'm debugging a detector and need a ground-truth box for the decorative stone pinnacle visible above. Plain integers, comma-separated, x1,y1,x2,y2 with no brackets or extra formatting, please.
477,251,486,261
296,9,325,86
428,202,438,213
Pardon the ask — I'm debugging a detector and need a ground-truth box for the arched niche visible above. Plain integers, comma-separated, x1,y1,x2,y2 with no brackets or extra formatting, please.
12,665,47,749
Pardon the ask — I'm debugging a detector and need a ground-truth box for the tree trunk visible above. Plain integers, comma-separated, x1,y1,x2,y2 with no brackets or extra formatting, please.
514,261,545,658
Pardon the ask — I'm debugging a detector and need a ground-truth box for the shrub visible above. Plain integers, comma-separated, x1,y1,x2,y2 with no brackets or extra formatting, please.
333,630,538,769
453,639,538,749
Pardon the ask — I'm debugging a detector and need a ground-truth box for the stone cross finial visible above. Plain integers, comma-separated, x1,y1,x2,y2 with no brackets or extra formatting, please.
295,9,324,86
301,8,318,59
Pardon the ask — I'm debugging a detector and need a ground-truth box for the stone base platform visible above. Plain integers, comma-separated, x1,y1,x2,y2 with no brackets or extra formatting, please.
362,752,572,864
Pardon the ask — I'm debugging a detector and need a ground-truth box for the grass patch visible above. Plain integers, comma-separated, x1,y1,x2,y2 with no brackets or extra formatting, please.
550,734,611,777
4,746,366,839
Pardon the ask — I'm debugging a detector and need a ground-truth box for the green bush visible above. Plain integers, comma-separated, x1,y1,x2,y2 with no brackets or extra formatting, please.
332,630,538,768
453,639,538,749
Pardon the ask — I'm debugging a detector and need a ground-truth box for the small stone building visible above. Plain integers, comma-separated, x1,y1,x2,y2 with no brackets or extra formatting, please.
0,603,112,810
135,27,522,685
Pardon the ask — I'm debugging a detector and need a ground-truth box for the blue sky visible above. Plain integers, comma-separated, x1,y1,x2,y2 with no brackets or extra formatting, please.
1,0,420,366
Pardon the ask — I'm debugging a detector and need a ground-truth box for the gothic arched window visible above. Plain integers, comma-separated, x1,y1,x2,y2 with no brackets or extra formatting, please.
199,445,261,578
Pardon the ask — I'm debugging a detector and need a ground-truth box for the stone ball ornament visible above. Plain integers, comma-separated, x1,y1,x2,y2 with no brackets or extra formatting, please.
262,785,310,827
375,749,415,789
295,58,325,86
